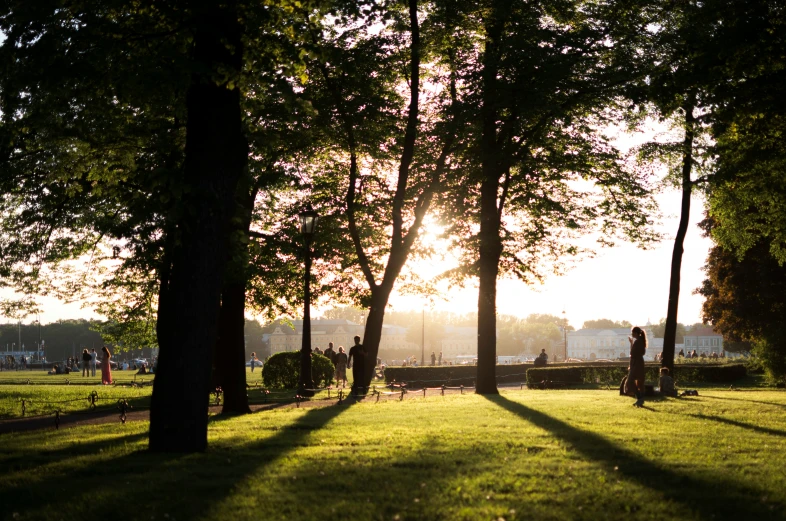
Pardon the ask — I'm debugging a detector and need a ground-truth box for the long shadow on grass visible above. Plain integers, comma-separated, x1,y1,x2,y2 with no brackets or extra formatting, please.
0,400,354,521
700,394,786,410
0,431,149,475
485,394,783,521
688,413,786,438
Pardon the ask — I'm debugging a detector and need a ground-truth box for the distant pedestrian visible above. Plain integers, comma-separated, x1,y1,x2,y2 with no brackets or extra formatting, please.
625,327,647,407
81,349,91,377
348,336,366,394
691,349,698,359
438,351,443,366
678,349,685,358
100,346,113,385
249,352,258,372
324,343,336,365
90,348,97,377
430,351,436,366
335,346,348,388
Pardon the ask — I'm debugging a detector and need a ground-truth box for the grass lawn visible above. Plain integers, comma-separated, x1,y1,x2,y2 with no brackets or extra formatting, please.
1,388,785,521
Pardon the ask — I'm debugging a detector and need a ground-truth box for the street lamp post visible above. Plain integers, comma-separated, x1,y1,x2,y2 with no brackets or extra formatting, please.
298,207,319,395
562,309,568,362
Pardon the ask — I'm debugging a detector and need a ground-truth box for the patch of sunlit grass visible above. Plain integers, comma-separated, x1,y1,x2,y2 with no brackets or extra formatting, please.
1,389,785,521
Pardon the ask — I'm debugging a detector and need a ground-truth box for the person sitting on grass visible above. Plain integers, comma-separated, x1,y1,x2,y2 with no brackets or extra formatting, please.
658,367,678,397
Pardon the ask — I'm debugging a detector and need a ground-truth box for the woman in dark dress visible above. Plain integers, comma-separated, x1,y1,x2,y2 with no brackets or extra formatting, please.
625,326,647,407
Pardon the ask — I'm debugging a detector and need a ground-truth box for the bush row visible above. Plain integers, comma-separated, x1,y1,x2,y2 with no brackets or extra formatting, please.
527,363,747,386
383,363,747,388
384,365,531,388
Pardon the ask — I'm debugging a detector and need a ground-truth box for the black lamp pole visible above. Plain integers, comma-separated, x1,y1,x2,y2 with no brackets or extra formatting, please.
298,207,319,395
562,310,568,361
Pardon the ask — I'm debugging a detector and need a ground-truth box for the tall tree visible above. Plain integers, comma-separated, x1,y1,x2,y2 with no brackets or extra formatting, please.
149,0,247,451
438,0,658,393
698,226,786,383
299,0,461,390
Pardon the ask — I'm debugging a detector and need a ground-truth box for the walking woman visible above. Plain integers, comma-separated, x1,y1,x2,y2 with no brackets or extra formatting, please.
625,327,647,407
335,346,348,388
101,346,113,385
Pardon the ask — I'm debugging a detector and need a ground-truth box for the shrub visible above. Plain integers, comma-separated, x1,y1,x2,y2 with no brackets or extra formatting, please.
525,363,747,387
262,352,334,389
384,365,530,388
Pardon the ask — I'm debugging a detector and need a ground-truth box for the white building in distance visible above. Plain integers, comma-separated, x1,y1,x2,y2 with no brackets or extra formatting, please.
268,319,416,356
567,326,664,361
440,326,478,360
682,326,724,355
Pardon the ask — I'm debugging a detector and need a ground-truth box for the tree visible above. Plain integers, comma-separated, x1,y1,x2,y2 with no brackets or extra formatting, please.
698,235,786,383
437,0,658,393
705,0,786,265
650,319,685,344
582,319,632,330
297,0,462,390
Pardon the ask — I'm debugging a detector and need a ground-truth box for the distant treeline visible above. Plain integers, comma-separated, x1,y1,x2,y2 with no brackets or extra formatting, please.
0,320,104,361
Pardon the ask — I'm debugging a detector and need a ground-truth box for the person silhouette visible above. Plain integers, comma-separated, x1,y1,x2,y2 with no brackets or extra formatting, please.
348,336,366,395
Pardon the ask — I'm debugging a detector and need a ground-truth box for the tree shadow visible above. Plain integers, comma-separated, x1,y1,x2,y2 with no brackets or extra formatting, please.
687,413,786,438
0,401,354,520
700,395,786,410
483,394,783,521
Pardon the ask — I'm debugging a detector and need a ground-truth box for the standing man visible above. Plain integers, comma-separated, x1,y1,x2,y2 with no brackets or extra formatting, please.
347,336,366,395
438,351,443,366
90,348,97,377
430,351,436,366
82,349,91,377
324,342,336,364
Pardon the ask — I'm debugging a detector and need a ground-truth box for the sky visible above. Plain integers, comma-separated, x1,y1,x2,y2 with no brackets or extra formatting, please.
387,189,712,329
1,185,712,330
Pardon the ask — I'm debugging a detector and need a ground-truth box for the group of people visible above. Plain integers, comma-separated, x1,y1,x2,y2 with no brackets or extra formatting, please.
677,349,724,359
314,337,366,393
75,347,113,384
0,355,27,370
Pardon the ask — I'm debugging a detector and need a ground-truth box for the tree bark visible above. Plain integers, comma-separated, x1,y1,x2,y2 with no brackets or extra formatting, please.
215,281,251,414
661,99,695,377
475,0,508,395
149,0,246,452
214,185,257,415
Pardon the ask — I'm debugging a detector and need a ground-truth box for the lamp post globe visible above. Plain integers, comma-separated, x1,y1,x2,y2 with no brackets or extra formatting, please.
298,207,319,395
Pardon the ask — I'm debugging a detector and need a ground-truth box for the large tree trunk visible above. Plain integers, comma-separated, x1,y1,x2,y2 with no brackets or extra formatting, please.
661,99,695,377
361,288,392,390
476,177,502,395
215,280,251,414
214,185,257,414
149,1,246,453
475,0,507,395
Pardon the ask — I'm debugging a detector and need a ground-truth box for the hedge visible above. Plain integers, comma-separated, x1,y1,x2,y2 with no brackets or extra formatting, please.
384,362,747,388
384,365,530,388
526,363,747,388
262,352,334,389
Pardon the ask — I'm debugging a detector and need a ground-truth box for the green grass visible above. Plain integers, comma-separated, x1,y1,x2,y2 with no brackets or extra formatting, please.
0,368,155,385
2,388,786,521
0,368,334,419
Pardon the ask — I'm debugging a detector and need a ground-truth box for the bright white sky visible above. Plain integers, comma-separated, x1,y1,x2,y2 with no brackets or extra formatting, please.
387,189,711,329
2,183,711,330
0,34,707,331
